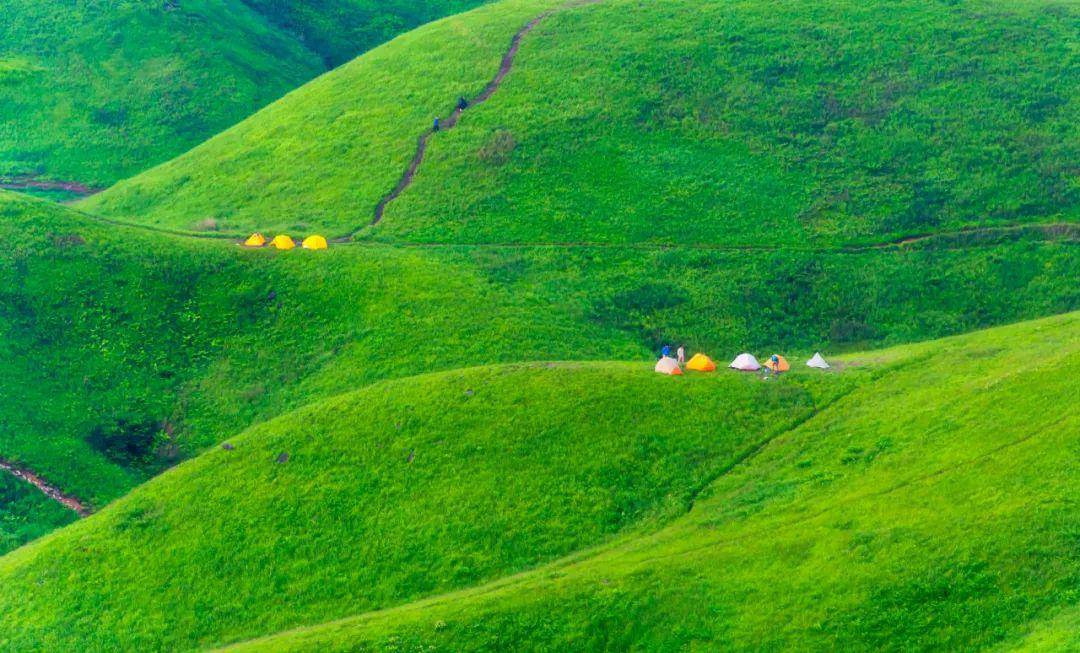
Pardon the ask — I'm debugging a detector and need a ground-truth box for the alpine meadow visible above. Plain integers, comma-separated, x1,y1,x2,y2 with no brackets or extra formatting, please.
0,0,1077,651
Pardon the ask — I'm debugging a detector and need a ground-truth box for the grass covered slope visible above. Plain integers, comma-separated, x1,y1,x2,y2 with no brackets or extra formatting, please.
0,362,840,651
3,189,1077,512
0,190,638,509
84,0,1079,242
220,312,1080,653
0,0,488,189
0,314,1074,652
81,0,559,233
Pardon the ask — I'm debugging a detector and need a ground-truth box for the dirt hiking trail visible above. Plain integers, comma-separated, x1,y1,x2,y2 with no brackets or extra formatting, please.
366,1,598,233
0,458,91,516
1,176,102,200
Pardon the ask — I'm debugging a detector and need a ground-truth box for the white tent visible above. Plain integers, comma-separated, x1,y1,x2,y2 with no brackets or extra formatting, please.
807,352,830,369
729,353,760,371
655,356,683,375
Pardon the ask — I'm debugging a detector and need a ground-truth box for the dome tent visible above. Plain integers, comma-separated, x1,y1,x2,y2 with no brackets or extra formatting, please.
302,235,328,250
243,233,266,247
654,357,683,375
729,353,760,371
686,353,716,372
764,355,790,372
807,352,830,369
270,234,296,250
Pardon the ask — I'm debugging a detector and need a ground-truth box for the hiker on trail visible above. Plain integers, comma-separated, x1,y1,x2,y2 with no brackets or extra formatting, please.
661,345,672,359
433,117,440,132
677,346,686,366
457,96,469,111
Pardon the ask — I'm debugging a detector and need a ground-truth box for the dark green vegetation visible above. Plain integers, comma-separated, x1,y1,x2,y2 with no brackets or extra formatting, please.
0,474,76,557
0,0,487,188
0,312,1075,651
83,0,1078,244
238,0,494,68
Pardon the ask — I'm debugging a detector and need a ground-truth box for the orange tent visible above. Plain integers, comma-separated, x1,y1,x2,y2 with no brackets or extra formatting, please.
764,355,790,372
270,234,295,250
686,353,716,372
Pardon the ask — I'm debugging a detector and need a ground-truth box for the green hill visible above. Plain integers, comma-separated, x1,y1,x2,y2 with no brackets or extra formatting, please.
2,0,1078,647
0,313,1074,651
0,0,488,191
0,190,635,512
4,189,1075,514
82,0,1078,243
224,316,1079,653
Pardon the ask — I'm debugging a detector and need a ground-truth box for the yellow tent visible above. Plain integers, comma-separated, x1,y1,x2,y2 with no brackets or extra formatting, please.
302,235,328,250
764,355,790,372
686,353,716,372
270,234,295,250
243,233,266,247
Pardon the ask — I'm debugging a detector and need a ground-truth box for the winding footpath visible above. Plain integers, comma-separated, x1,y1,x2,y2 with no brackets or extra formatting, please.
0,458,91,517
1,176,101,200
368,2,590,230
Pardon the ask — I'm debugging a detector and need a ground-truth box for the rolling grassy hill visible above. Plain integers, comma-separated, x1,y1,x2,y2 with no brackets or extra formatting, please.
2,0,1078,648
4,189,1075,513
81,0,1079,243
0,313,1074,651
0,0,488,190
0,190,638,511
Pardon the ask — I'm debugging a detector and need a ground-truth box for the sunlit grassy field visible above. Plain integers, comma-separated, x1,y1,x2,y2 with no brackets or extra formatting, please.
218,313,1080,653
82,0,1078,243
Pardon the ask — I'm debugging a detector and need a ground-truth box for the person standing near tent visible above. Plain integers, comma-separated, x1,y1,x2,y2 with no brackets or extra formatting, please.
762,354,781,380
661,345,672,359
677,346,686,366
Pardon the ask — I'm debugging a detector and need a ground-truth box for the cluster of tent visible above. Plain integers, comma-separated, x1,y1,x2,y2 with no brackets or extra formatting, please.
243,233,327,251
655,351,830,376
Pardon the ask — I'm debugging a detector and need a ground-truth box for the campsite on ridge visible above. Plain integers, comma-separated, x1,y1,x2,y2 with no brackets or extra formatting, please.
0,0,1077,650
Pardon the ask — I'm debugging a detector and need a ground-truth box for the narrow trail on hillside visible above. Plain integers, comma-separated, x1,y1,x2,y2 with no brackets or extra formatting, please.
0,458,91,517
53,195,1080,254
1,176,101,200
360,1,598,237
343,222,1080,253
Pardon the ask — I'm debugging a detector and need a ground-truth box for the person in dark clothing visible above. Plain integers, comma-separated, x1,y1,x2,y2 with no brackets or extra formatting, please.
433,117,440,131
457,96,469,111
